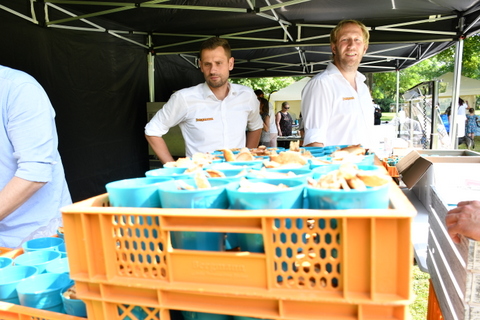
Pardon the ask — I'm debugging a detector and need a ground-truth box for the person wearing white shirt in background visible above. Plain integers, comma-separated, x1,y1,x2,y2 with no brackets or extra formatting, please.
455,97,467,139
254,89,278,147
145,37,263,162
300,20,374,148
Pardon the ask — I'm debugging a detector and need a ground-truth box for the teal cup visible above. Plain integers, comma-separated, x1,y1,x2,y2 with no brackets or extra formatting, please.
0,257,13,269
182,311,231,320
247,168,313,183
57,243,67,258
159,179,231,251
22,237,64,253
226,179,305,253
16,272,74,312
0,265,38,303
14,250,62,274
105,176,173,207
145,167,197,180
45,257,70,274
61,286,87,317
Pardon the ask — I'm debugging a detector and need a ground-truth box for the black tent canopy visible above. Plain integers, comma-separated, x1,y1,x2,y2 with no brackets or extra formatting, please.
7,0,480,77
1,0,480,201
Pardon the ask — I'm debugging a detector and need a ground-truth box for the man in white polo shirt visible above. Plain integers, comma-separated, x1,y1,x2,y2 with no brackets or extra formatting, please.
301,20,374,148
145,37,263,163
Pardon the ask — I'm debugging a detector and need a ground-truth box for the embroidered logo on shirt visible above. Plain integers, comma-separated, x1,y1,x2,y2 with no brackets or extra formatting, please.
343,97,355,101
196,118,214,122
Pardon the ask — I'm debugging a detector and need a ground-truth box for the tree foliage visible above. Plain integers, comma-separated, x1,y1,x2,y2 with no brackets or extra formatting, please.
371,34,480,109
230,76,305,99
230,35,480,109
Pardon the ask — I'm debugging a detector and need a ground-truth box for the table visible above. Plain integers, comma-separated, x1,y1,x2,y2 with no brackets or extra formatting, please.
277,136,302,148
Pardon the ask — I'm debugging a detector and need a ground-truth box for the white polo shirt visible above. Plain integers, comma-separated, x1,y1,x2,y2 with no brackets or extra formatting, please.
300,62,374,148
145,82,263,157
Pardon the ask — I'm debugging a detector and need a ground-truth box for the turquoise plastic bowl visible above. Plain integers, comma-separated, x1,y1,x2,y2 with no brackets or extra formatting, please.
0,257,13,269
57,243,67,258
204,168,248,183
311,164,385,180
0,265,38,301
226,179,305,253
106,176,173,208
158,179,231,251
45,257,70,274
226,179,305,210
14,250,62,274
247,168,313,183
306,183,390,209
182,311,230,320
145,168,196,180
16,272,74,311
61,286,87,317
22,237,64,253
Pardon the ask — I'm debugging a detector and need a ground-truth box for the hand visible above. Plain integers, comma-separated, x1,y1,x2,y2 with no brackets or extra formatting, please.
445,200,480,243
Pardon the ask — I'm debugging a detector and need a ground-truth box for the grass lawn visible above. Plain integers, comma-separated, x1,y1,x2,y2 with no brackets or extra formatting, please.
411,264,430,319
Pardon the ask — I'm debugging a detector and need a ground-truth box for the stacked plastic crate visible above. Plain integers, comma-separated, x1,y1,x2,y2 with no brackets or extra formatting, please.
59,181,416,320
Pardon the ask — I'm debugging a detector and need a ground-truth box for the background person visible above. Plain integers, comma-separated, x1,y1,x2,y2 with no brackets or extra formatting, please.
373,100,382,125
145,37,263,162
301,20,374,148
254,89,278,147
0,65,72,248
466,107,477,140
276,101,293,137
258,97,271,146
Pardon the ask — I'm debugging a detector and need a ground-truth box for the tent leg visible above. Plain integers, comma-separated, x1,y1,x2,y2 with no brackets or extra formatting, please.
450,18,465,149
147,34,155,103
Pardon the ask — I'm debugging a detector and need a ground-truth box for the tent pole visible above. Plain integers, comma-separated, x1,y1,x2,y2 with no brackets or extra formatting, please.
395,67,400,114
147,34,155,102
449,17,465,149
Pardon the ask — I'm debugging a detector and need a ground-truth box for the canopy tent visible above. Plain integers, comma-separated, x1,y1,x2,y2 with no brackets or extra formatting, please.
1,0,480,201
436,72,480,109
269,77,311,118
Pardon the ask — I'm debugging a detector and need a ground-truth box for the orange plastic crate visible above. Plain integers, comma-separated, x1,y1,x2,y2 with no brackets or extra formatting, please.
75,280,410,320
0,301,85,320
61,182,415,319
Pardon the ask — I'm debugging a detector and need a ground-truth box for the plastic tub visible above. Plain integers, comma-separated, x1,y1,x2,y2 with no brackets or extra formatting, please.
61,286,87,317
57,242,67,258
226,179,305,253
45,257,70,274
158,179,231,251
145,167,197,179
21,237,64,253
0,256,13,269
0,265,38,303
105,176,173,208
16,272,73,311
13,250,62,274
247,168,313,183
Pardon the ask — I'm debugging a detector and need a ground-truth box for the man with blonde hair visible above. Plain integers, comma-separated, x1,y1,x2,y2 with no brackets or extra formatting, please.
301,20,374,148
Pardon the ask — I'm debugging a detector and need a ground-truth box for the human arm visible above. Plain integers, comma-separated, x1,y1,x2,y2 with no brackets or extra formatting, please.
0,177,46,221
445,200,480,243
263,115,270,132
246,128,261,148
145,135,175,164
275,112,282,136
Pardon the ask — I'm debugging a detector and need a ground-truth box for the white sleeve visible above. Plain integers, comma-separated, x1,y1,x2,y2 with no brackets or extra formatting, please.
300,77,334,146
144,93,187,137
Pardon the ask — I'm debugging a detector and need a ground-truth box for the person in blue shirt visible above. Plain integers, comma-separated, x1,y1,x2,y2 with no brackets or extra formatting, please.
0,65,72,248
440,106,451,134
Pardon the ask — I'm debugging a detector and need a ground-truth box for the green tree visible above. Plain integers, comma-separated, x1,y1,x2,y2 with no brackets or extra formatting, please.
230,76,305,99
371,34,480,109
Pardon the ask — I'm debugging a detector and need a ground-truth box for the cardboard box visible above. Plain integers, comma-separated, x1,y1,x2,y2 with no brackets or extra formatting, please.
396,149,480,211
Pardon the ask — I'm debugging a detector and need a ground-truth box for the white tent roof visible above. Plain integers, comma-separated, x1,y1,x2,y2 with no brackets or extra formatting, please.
269,77,312,103
436,72,480,97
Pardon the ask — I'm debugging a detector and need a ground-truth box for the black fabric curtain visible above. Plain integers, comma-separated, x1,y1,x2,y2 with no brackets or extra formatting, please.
0,10,151,202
